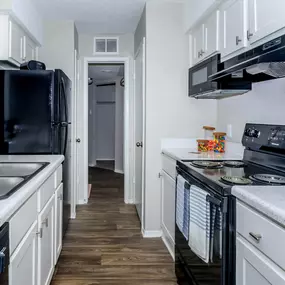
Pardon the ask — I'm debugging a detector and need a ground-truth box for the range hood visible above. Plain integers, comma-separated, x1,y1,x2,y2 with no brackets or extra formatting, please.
210,35,285,83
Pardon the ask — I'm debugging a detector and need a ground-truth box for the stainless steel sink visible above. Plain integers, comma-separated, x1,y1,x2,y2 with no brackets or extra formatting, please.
0,162,49,199
0,177,25,198
0,163,46,177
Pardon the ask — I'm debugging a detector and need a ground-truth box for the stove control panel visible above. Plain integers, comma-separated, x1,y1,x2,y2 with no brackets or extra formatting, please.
243,124,285,150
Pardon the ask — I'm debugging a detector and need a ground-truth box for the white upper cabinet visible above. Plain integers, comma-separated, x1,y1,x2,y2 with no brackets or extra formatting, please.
184,0,221,32
9,19,25,64
204,10,220,58
248,0,285,45
192,24,205,65
191,10,220,65
220,0,248,60
0,15,38,66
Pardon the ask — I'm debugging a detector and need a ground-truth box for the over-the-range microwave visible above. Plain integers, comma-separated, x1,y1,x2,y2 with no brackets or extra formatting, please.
188,54,252,99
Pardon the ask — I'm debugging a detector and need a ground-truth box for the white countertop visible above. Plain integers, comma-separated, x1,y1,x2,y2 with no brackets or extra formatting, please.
162,147,244,161
232,185,285,226
0,155,64,227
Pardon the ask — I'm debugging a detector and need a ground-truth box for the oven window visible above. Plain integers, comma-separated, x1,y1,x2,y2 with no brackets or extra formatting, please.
192,66,208,86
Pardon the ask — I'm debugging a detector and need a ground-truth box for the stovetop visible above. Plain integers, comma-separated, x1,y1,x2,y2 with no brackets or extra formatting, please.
178,159,285,195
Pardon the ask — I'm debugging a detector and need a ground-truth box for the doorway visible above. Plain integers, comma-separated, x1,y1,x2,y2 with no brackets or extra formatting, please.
88,64,124,176
79,57,132,207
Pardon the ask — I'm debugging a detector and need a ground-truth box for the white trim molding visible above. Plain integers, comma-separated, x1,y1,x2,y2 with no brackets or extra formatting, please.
142,229,162,238
161,224,175,260
82,56,132,208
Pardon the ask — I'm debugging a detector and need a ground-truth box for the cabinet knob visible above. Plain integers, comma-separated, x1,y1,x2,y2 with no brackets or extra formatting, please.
236,36,242,46
247,30,253,41
76,138,81,143
249,232,262,243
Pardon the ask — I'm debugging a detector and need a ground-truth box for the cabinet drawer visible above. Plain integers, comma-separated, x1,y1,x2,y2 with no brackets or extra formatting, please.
54,165,63,189
162,154,176,179
237,201,285,270
38,174,55,212
10,192,37,254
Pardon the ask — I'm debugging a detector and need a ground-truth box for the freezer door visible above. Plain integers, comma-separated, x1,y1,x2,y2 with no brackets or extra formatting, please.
1,70,55,154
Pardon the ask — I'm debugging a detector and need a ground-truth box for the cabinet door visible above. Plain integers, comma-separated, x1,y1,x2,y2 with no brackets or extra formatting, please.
161,171,175,252
204,10,220,58
38,196,55,285
192,24,205,64
236,236,285,285
54,183,63,264
9,221,38,285
8,20,24,64
23,36,36,62
221,0,247,59
248,0,285,45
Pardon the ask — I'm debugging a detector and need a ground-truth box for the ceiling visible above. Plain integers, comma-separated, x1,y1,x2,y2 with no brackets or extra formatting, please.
89,64,124,82
32,0,147,34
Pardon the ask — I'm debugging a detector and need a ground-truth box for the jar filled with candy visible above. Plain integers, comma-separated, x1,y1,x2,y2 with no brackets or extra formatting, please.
213,132,226,153
197,139,209,152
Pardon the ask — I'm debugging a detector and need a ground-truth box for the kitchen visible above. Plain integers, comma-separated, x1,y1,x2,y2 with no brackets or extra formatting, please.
0,0,285,285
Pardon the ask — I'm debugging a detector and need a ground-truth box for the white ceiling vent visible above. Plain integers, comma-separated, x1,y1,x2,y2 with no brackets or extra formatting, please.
94,37,119,54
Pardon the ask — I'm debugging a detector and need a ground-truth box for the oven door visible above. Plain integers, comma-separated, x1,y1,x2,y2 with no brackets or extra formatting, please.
175,167,234,285
188,54,220,97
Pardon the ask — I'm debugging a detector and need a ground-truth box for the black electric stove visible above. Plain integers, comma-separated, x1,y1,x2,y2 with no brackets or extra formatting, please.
175,123,285,285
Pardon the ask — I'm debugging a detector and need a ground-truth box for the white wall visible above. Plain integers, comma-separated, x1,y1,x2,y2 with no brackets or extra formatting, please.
115,78,125,173
142,1,217,232
0,0,43,44
217,78,285,143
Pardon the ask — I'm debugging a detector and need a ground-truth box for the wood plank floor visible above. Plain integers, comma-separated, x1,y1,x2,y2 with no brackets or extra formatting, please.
52,167,177,285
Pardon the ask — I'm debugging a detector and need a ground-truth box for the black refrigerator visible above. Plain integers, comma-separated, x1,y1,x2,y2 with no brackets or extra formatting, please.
0,69,72,236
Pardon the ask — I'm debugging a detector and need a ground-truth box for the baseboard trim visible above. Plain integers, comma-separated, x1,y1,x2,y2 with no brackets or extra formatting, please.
124,198,134,204
161,223,175,260
70,212,76,219
142,229,162,238
96,159,115,161
115,169,124,174
78,199,87,205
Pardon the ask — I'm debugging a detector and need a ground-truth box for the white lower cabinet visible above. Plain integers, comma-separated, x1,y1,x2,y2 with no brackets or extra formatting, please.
161,170,176,259
54,183,63,263
9,221,38,285
38,196,55,285
236,236,285,285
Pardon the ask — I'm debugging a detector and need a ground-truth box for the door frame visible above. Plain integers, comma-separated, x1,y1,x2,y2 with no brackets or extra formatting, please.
134,37,146,231
81,56,132,205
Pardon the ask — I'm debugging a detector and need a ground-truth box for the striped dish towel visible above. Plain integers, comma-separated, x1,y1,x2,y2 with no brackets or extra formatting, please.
188,185,211,263
176,175,186,235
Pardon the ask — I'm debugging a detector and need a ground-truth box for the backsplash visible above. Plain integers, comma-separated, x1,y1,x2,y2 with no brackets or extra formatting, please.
217,78,285,143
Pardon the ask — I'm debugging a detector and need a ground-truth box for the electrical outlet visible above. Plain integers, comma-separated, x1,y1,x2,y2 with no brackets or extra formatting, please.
227,124,233,139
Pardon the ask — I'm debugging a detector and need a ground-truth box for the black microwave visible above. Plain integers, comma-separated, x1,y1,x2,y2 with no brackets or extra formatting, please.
188,54,252,99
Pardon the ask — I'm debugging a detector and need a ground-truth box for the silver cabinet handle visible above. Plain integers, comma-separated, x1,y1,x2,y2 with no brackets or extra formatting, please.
42,218,48,228
76,138,81,143
36,228,43,238
236,36,242,45
249,232,262,243
136,142,143,147
247,30,253,40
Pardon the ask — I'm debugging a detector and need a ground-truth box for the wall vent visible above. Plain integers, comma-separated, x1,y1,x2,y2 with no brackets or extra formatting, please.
94,37,119,54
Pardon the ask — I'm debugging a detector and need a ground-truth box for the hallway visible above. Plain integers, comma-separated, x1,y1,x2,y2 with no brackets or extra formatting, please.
52,167,176,285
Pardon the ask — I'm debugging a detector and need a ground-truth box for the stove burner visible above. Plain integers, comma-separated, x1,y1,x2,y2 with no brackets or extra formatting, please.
224,161,245,168
251,174,285,185
221,176,252,185
191,161,224,169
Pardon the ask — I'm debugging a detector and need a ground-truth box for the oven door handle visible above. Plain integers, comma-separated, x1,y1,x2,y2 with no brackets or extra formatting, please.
206,195,222,207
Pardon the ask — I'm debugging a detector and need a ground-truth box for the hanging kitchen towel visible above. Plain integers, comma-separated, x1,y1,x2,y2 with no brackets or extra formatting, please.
188,185,211,263
182,181,190,240
176,175,186,234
